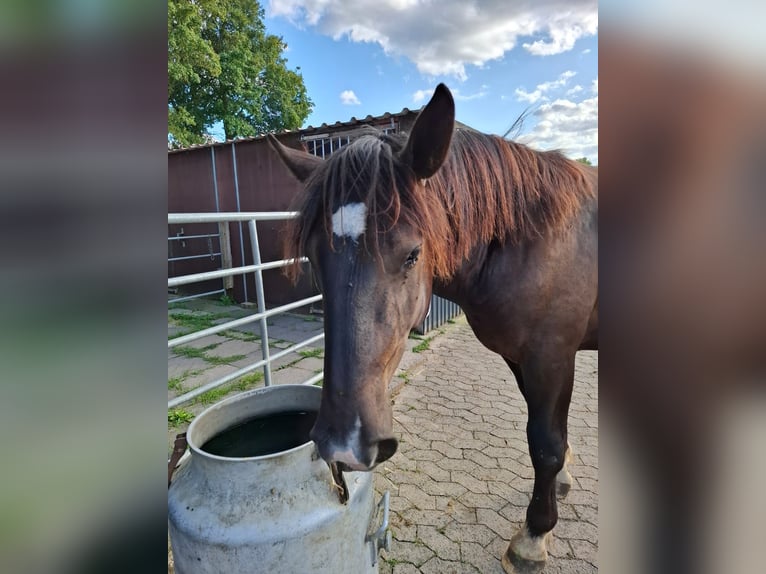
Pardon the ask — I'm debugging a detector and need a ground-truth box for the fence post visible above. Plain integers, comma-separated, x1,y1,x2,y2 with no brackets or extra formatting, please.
218,222,233,291
247,219,272,386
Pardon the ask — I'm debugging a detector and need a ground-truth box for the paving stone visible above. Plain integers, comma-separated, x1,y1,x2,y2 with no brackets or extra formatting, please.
443,522,496,546
418,557,476,574
451,471,490,494
388,540,434,567
399,484,437,510
569,538,598,566
459,541,506,573
399,508,452,529
416,525,461,561
391,563,420,574
476,508,515,538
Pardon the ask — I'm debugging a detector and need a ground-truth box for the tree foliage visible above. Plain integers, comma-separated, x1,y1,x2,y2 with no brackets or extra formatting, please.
168,0,313,147
575,157,593,166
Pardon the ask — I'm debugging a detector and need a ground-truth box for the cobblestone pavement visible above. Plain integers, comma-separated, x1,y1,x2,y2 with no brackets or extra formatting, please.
374,317,598,573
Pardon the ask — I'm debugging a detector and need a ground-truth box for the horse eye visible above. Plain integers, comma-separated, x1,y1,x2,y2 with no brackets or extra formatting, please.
404,246,421,269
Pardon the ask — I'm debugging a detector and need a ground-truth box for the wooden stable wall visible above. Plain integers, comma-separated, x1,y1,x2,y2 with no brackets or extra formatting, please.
168,134,316,308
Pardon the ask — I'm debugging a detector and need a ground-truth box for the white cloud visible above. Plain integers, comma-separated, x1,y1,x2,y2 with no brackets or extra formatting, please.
453,88,488,101
340,90,361,105
581,48,591,54
566,85,584,96
522,12,598,56
515,70,577,103
412,89,432,104
515,95,598,163
268,0,597,79
515,87,545,104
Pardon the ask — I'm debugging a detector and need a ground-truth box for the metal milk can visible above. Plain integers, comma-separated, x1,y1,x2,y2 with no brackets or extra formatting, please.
168,384,390,573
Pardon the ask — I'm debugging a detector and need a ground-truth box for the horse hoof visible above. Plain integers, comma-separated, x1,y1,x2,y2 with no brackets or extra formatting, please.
501,549,546,574
502,523,548,573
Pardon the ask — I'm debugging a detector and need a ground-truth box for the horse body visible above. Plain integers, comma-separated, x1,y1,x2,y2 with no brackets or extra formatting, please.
436,189,598,361
269,84,598,573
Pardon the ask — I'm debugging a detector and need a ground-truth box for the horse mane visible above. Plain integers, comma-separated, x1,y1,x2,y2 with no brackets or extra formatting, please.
284,127,595,281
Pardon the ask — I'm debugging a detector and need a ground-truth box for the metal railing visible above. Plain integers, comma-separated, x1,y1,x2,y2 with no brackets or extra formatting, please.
168,212,323,409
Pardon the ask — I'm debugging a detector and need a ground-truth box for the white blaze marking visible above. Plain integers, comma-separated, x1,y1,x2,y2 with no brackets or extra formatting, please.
331,203,367,241
330,415,365,469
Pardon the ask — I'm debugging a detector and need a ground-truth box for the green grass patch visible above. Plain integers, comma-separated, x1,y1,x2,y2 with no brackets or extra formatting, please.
203,353,247,366
412,338,431,353
168,409,194,428
173,344,244,366
298,348,323,359
168,376,183,391
195,371,264,405
173,343,219,360
222,329,259,342
168,311,239,340
217,293,237,306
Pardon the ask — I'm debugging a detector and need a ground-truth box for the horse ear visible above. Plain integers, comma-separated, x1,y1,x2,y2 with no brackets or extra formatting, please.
400,83,455,179
267,134,323,183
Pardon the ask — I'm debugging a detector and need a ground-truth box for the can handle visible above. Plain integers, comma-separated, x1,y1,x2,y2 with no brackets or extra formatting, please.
365,490,391,567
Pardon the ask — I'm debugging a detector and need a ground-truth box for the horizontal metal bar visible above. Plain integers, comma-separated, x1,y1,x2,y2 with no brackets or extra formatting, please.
169,212,298,224
168,257,308,288
168,294,323,348
168,333,325,408
302,372,324,386
168,253,221,262
167,233,220,241
167,289,225,305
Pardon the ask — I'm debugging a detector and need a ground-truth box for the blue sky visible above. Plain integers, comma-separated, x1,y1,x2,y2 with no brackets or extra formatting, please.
231,1,598,162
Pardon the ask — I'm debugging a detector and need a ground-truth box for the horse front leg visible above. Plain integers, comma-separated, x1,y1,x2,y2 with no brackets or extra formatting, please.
505,358,574,499
502,354,575,574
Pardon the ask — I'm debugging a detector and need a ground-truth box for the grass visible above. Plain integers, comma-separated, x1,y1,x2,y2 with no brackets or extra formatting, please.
168,409,194,428
298,347,323,359
173,343,219,360
173,343,245,366
412,338,432,353
168,311,236,340
217,293,237,306
167,369,206,391
204,353,247,366
222,329,259,342
192,371,265,406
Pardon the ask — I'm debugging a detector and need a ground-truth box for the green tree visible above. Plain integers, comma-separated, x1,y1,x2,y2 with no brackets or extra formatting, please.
168,0,313,147
575,157,593,166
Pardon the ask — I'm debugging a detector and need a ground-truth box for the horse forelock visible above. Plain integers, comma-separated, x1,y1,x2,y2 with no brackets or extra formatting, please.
284,127,595,282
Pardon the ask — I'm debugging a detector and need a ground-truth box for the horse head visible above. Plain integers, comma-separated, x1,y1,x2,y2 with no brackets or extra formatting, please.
269,84,455,470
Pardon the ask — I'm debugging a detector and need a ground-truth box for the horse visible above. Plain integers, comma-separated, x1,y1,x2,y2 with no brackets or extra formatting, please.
268,83,598,573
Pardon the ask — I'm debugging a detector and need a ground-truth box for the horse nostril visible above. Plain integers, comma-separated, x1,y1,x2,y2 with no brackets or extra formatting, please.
375,438,399,464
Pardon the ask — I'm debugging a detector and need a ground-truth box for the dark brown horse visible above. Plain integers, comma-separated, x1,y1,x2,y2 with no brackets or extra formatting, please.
269,84,597,572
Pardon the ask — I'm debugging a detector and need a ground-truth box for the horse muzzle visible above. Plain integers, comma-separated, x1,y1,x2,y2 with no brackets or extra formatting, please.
311,428,398,471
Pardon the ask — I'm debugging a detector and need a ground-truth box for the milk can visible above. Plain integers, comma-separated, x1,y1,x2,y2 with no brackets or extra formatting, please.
168,384,390,574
